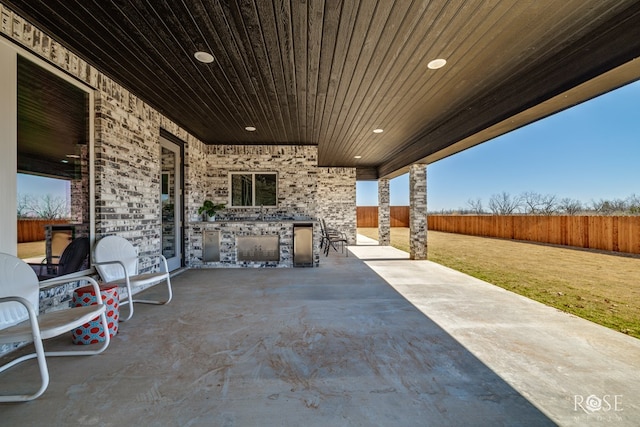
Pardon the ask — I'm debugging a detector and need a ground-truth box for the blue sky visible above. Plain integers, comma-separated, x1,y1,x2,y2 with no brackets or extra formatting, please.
357,79,640,210
18,174,69,199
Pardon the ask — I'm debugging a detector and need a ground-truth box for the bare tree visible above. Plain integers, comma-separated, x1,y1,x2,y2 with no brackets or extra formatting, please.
626,194,640,214
17,194,34,218
521,191,557,215
558,198,583,215
538,194,558,215
610,198,627,213
591,198,626,215
590,199,606,214
467,197,484,214
522,191,540,214
488,192,521,215
26,194,70,219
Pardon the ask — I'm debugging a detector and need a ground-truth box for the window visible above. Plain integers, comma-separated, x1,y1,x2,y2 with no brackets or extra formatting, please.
230,172,277,207
15,55,92,277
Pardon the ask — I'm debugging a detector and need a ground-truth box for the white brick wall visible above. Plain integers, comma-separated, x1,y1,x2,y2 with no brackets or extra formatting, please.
317,168,357,244
201,145,317,217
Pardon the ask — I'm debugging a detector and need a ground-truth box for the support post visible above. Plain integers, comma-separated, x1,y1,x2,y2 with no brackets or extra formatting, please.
409,164,427,259
378,178,390,245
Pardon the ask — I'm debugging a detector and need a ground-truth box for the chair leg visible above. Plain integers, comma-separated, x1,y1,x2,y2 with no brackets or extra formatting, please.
121,276,173,322
131,276,173,306
0,312,109,402
0,337,49,402
119,281,135,322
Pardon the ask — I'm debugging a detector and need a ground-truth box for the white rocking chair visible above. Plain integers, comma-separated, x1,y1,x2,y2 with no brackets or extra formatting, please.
93,236,173,322
0,253,110,402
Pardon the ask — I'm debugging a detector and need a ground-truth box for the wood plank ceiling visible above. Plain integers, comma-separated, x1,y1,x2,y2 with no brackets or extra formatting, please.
5,0,640,179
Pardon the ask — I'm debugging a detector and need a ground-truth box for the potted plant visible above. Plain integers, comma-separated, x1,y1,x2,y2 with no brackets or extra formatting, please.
198,200,225,222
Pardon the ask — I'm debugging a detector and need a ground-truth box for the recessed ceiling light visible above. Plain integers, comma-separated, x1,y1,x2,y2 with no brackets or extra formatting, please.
354,155,362,159
61,159,69,164
373,128,384,134
245,126,256,132
194,51,214,63
65,154,80,159
427,58,447,69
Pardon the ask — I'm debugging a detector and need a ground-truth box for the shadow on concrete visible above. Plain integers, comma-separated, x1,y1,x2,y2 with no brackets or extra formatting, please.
1,250,554,426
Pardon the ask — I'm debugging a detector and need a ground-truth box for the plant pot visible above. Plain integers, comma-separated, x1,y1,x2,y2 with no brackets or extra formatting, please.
206,214,216,222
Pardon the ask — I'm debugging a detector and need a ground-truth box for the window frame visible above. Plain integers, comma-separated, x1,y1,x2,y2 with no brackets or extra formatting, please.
1,38,95,276
228,171,278,208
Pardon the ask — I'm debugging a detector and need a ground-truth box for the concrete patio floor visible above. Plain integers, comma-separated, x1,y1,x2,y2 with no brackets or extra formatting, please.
1,236,639,426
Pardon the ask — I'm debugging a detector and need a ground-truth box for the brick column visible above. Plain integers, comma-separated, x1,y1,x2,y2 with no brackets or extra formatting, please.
409,164,427,260
378,178,390,245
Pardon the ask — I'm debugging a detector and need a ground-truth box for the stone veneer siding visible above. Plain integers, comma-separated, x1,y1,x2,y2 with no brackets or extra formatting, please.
409,164,428,260
201,145,318,219
378,178,391,245
317,168,357,244
186,145,322,267
187,148,355,265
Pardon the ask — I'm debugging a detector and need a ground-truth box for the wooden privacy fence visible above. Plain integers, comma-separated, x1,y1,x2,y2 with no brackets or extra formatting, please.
429,215,640,255
17,219,70,243
357,206,409,227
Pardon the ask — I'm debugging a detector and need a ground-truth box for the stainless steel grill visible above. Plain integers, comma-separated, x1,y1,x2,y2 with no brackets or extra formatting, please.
236,236,279,262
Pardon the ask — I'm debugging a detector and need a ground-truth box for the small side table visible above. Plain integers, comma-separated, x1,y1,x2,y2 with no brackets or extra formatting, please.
71,283,119,344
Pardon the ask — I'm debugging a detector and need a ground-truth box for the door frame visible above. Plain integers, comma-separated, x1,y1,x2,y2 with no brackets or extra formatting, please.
159,131,185,271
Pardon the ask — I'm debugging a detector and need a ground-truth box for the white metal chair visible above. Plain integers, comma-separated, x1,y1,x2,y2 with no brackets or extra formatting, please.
93,236,172,322
0,253,110,402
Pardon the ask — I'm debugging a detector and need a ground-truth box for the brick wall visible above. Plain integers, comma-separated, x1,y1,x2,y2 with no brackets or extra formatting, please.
186,145,319,267
317,168,357,244
94,92,161,265
201,145,319,220
186,148,357,265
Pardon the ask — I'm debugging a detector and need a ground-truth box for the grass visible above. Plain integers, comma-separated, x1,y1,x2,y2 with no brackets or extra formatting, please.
17,240,45,259
357,227,640,339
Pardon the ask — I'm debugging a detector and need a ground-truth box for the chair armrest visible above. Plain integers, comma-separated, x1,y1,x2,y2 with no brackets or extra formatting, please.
325,228,347,240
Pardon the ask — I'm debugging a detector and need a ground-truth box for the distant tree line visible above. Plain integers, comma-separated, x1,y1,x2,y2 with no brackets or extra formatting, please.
433,191,640,216
17,194,70,219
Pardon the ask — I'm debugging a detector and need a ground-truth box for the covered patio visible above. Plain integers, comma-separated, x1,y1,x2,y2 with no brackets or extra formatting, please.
2,240,639,426
2,2,640,424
